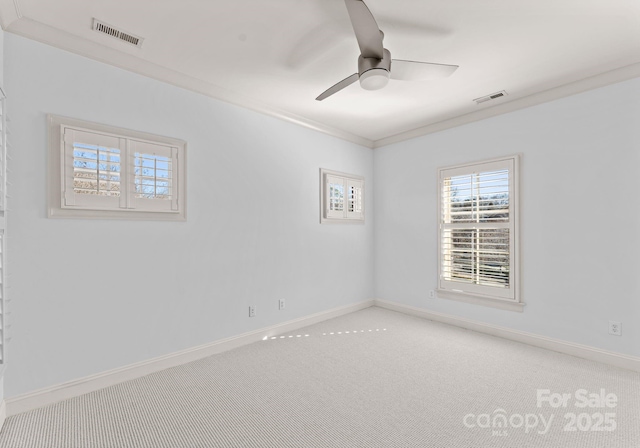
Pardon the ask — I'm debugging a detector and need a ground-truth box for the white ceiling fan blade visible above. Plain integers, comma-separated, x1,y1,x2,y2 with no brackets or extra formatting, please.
390,60,458,81
344,0,384,59
316,73,359,101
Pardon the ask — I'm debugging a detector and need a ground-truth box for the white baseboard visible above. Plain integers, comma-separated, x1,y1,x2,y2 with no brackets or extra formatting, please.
11,298,635,417
374,299,640,373
7,299,374,416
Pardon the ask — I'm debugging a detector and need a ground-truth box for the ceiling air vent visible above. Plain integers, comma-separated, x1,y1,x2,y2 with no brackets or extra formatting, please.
92,19,143,47
473,90,508,104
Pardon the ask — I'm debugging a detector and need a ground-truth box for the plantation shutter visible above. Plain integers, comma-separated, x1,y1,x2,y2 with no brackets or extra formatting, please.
50,116,186,220
129,140,179,213
439,158,516,301
0,88,6,429
325,174,345,219
0,232,5,364
320,169,365,223
346,178,364,220
61,127,126,210
0,92,5,212
0,90,6,369
60,126,182,215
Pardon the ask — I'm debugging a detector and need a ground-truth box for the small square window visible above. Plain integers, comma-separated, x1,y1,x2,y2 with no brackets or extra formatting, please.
48,115,186,220
320,168,364,223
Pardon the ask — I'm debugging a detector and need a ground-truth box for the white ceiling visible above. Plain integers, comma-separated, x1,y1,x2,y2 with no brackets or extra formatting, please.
1,0,640,147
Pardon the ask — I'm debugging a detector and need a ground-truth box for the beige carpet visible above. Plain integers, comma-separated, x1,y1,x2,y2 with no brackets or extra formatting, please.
0,306,638,447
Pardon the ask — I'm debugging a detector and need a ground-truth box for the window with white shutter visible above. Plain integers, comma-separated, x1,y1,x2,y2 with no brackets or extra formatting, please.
346,178,364,220
64,128,124,210
437,155,521,311
131,140,179,213
0,88,6,365
320,169,364,223
326,174,345,220
0,232,5,364
0,90,6,213
49,115,186,220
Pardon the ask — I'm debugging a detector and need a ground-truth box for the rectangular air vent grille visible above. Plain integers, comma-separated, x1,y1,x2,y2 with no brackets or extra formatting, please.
92,19,143,47
474,90,508,104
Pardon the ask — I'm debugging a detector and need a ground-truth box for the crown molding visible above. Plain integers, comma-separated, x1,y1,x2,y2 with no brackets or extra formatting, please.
2,11,639,150
3,16,375,149
0,0,21,29
373,61,640,148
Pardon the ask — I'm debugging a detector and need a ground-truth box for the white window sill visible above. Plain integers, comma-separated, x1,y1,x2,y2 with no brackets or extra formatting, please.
436,289,525,313
319,218,365,225
48,207,186,221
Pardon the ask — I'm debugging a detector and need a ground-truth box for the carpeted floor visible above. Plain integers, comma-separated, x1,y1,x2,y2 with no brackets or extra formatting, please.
0,306,638,447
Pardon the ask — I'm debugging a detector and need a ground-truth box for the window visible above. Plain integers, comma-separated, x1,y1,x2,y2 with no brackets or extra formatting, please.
320,168,364,223
48,115,186,220
0,89,6,213
0,232,5,365
0,89,6,365
437,155,522,311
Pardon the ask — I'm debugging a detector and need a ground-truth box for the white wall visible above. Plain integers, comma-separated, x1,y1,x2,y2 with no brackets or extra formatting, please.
374,76,640,357
4,34,374,398
6,29,640,401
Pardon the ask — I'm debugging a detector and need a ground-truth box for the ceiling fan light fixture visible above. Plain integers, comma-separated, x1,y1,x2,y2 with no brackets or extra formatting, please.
359,68,390,91
314,0,458,101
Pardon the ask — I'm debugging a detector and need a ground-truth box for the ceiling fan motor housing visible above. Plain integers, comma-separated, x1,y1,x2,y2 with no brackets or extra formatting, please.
358,48,391,90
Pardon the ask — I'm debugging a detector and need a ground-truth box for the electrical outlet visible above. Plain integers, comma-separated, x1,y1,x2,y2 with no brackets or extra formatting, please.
279,299,285,310
249,306,256,318
428,290,436,299
608,321,621,336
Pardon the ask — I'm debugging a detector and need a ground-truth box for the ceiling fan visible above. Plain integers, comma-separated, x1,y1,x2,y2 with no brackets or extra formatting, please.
316,0,458,101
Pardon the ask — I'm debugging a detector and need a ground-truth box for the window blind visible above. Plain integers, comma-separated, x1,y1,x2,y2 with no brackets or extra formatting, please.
329,181,344,212
63,128,124,209
326,174,345,219
439,158,516,301
0,232,5,363
51,115,186,220
134,153,172,200
346,179,363,220
0,93,5,212
129,140,179,212
73,143,121,197
320,168,365,223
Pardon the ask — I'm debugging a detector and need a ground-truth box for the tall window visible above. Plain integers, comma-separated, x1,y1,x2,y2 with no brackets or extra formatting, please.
0,89,6,365
49,115,186,220
320,169,364,223
438,155,520,309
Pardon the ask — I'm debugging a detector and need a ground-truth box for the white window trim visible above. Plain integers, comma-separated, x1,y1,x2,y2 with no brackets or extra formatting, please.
0,88,6,367
0,88,6,215
48,115,187,221
319,168,364,224
436,154,523,312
